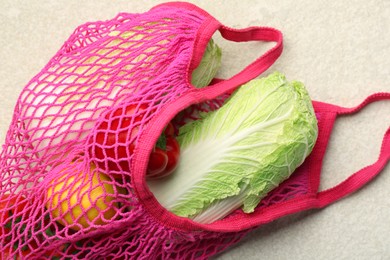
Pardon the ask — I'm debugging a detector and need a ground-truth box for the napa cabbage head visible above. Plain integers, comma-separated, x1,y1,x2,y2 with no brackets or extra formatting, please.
191,38,222,88
148,72,318,224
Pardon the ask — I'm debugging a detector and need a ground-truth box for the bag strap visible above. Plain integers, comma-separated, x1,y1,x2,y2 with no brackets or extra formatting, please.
220,25,283,86
192,25,283,100
315,92,390,208
153,2,283,97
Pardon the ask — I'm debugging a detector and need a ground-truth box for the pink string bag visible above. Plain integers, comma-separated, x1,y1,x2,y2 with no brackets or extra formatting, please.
1,2,388,259
0,2,282,259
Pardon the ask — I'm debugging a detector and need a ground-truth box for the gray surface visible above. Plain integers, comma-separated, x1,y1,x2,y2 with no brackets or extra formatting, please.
1,1,389,259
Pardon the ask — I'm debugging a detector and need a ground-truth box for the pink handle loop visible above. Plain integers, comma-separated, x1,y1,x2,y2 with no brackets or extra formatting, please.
316,92,390,208
195,25,283,100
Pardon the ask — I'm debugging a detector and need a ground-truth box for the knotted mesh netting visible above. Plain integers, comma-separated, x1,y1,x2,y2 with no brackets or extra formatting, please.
0,3,309,259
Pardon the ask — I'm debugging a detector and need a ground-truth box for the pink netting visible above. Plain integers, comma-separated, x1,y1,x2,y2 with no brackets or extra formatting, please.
0,4,308,260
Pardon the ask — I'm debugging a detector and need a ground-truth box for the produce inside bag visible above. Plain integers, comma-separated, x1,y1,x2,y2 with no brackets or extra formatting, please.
0,3,291,258
41,38,222,231
148,72,318,224
0,27,222,257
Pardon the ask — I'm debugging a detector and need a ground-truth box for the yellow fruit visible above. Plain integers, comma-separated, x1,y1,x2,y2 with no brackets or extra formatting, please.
46,163,119,231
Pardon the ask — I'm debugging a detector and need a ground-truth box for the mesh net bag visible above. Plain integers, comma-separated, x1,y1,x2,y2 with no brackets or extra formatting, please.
0,2,291,259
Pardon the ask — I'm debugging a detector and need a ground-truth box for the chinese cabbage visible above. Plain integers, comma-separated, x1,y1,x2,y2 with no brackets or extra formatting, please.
191,38,222,88
148,72,318,224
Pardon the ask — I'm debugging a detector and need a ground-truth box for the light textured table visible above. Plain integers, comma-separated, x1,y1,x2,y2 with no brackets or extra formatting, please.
1,1,389,259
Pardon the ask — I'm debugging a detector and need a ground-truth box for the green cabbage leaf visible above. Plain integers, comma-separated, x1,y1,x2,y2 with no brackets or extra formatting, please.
148,72,318,224
191,38,222,88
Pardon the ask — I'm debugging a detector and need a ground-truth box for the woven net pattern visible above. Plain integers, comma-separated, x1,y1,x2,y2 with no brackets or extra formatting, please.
0,6,310,260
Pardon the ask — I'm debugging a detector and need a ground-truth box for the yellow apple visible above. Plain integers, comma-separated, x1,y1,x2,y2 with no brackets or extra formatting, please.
46,163,121,231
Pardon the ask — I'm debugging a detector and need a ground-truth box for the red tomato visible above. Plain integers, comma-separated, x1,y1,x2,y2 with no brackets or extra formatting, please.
164,122,175,137
164,137,180,175
147,148,168,175
91,104,149,176
146,136,180,180
0,194,28,235
0,194,32,259
3,249,32,260
1,195,69,258
91,104,181,180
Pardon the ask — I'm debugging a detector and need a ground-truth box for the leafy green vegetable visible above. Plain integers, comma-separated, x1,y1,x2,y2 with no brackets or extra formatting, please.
148,72,318,224
191,39,222,88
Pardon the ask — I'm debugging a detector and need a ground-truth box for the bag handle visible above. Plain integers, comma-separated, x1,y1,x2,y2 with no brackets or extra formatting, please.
192,25,283,100
220,25,283,84
315,92,390,208
153,1,283,97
